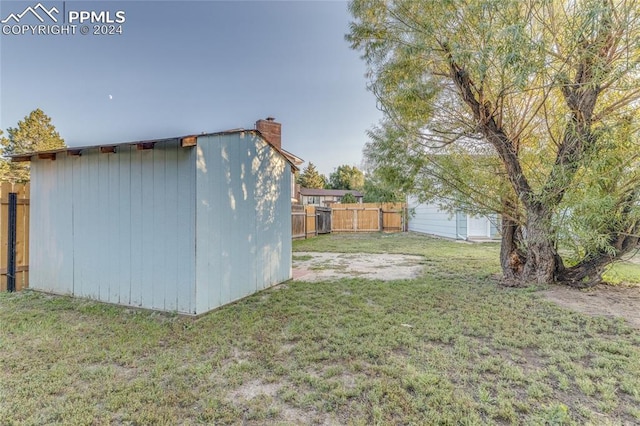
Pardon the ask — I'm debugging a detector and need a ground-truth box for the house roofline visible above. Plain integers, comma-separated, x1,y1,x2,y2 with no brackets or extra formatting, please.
7,128,299,171
299,188,364,197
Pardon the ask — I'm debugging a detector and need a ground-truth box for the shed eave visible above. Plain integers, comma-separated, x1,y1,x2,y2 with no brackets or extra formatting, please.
7,128,299,171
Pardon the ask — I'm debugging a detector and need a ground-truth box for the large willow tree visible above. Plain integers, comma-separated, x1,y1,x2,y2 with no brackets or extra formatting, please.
348,0,640,287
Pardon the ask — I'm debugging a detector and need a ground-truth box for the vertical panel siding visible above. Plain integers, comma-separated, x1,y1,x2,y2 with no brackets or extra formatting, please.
29,140,196,314
408,196,499,240
194,141,216,314
407,196,460,239
163,144,180,311
72,149,95,298
254,139,292,289
151,147,167,310
177,145,196,313
195,133,292,314
456,212,467,239
29,156,74,294
129,148,144,307
97,150,113,302
116,147,132,304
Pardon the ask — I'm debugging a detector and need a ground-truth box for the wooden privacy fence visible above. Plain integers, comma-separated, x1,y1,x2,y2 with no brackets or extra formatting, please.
292,202,405,239
292,204,306,239
332,203,406,232
292,205,332,240
0,183,29,291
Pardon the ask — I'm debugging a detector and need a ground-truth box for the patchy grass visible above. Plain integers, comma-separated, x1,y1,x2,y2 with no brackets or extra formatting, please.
295,232,502,282
1,232,639,424
292,254,313,262
296,232,640,285
604,261,640,285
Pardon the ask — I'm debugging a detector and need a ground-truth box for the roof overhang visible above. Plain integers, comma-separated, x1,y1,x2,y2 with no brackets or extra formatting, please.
8,129,299,171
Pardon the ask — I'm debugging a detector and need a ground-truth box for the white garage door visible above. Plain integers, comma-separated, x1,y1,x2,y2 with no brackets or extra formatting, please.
467,215,490,238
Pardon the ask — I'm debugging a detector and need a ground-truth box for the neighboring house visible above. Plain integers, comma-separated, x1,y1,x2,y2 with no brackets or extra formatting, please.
408,196,500,240
12,121,297,315
299,188,364,206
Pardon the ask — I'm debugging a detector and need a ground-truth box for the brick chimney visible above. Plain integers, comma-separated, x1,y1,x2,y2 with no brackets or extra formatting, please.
255,117,281,151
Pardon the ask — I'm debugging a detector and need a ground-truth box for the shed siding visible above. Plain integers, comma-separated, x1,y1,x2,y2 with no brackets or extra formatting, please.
29,140,197,313
407,196,459,239
408,197,501,240
456,212,468,238
489,217,500,238
195,133,292,314
30,156,75,295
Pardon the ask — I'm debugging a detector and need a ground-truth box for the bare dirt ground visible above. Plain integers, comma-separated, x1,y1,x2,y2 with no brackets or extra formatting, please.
292,252,425,282
293,252,640,329
542,284,640,329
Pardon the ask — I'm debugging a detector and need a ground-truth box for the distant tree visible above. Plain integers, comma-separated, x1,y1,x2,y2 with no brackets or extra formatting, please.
1,109,66,182
297,162,327,189
363,171,405,203
0,131,10,179
329,165,364,190
341,192,357,204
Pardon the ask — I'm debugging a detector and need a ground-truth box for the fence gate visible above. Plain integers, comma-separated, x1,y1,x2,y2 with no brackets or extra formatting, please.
331,206,381,232
315,207,331,234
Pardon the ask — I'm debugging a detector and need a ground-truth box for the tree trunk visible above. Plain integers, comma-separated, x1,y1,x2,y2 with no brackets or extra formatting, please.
500,209,564,287
557,229,640,288
500,209,639,288
499,215,525,284
557,258,608,288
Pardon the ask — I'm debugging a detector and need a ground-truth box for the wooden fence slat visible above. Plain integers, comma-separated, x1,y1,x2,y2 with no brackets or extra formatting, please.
291,205,306,239
1,183,30,291
305,205,317,237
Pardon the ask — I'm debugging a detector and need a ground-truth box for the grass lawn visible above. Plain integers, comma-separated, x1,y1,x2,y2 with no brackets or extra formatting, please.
1,232,639,424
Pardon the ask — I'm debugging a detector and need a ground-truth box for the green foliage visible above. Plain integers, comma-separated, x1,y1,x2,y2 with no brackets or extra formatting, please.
340,192,357,204
1,109,66,182
363,170,405,203
329,164,364,190
0,131,11,180
297,162,327,189
348,0,640,280
559,113,640,261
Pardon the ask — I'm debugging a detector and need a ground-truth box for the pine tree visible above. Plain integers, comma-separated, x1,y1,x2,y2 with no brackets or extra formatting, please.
1,109,66,182
298,162,327,189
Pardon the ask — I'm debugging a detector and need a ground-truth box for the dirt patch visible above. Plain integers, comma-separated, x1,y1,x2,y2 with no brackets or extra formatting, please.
541,284,640,329
292,252,424,282
229,380,281,400
293,252,640,329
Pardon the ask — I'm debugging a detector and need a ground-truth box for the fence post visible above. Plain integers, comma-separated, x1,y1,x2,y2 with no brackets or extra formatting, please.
6,192,17,292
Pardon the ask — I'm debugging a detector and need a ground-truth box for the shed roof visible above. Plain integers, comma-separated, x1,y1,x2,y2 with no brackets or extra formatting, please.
280,148,304,166
299,188,364,197
8,128,299,171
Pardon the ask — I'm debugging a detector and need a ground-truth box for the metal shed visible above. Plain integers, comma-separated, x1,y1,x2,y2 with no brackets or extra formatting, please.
14,126,294,315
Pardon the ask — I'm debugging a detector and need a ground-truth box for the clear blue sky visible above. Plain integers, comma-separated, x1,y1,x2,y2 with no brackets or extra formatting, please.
0,0,381,176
